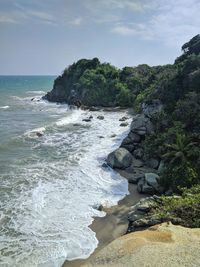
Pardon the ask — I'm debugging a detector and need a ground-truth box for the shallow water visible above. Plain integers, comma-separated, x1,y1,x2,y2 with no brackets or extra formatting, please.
0,76,130,266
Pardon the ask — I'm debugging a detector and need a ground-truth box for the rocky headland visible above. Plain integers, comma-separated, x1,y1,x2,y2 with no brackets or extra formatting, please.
45,35,200,267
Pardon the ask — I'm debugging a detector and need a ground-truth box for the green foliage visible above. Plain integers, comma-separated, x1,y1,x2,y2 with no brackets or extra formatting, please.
151,185,200,228
115,83,135,107
46,35,200,192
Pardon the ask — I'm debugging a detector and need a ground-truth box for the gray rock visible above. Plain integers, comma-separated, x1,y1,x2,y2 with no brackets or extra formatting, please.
145,158,159,169
82,118,91,122
120,122,129,127
137,177,145,193
137,173,163,195
132,158,144,168
128,132,141,143
142,183,156,194
133,148,144,159
121,136,132,145
119,116,129,121
107,148,133,169
127,213,143,222
102,163,109,168
89,106,101,111
145,173,161,192
97,115,104,120
132,218,150,227
121,144,135,153
136,198,155,212
36,132,43,137
131,114,154,136
142,99,163,118
128,175,143,184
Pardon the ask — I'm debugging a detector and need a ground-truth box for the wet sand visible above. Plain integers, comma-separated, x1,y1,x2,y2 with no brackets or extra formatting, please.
63,182,144,267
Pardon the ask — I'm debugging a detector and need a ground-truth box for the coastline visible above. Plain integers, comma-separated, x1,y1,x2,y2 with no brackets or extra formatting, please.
63,180,145,267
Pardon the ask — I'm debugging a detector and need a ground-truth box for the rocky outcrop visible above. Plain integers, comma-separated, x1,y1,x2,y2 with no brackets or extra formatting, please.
97,115,104,120
142,99,163,118
137,173,164,195
82,222,200,267
115,112,162,194
107,148,133,169
130,114,154,135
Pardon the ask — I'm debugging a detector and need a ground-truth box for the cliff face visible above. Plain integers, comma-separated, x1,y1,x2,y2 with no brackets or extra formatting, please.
81,222,200,267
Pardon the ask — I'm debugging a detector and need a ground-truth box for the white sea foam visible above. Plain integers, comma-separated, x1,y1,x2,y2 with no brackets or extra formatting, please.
56,109,83,126
0,105,9,109
24,127,46,139
26,90,46,94
0,107,132,267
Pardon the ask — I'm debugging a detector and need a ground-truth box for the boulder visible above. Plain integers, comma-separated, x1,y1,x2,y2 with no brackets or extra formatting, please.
121,144,135,153
119,116,129,121
133,148,144,159
145,173,161,192
137,173,164,194
120,122,129,127
82,118,91,122
142,99,163,118
132,158,144,168
131,114,154,135
89,106,101,111
128,132,141,143
121,136,132,145
107,148,133,169
97,115,104,120
137,178,156,194
36,132,43,137
145,158,159,169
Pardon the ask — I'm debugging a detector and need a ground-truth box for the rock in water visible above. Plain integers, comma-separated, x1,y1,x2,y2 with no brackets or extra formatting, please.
82,223,200,267
97,115,104,120
107,148,133,169
82,118,91,122
119,116,129,121
36,132,43,137
120,122,129,127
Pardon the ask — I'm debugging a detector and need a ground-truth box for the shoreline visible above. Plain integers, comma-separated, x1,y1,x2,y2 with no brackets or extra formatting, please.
63,179,145,267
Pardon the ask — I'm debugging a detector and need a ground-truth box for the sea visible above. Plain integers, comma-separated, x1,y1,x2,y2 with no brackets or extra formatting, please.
0,76,130,267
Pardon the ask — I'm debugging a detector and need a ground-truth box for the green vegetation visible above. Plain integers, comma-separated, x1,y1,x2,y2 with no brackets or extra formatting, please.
141,35,200,191
151,185,200,228
45,34,200,191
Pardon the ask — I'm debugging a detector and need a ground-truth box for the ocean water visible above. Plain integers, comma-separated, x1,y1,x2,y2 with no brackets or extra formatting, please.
0,76,130,267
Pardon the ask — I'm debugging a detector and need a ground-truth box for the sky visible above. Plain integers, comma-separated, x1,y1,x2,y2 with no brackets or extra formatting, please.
0,0,200,75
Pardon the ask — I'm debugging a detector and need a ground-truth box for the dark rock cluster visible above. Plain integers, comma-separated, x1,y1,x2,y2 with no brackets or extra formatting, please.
107,111,163,195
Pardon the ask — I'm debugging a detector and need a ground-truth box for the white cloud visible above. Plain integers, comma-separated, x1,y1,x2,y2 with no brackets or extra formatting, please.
84,0,147,24
99,0,145,11
112,25,137,35
0,14,17,24
69,17,83,26
111,0,200,47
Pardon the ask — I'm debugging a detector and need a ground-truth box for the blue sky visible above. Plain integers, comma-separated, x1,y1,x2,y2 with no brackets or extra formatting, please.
0,0,200,75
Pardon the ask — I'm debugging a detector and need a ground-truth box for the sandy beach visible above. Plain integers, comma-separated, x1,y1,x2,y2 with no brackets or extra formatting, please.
63,181,145,267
